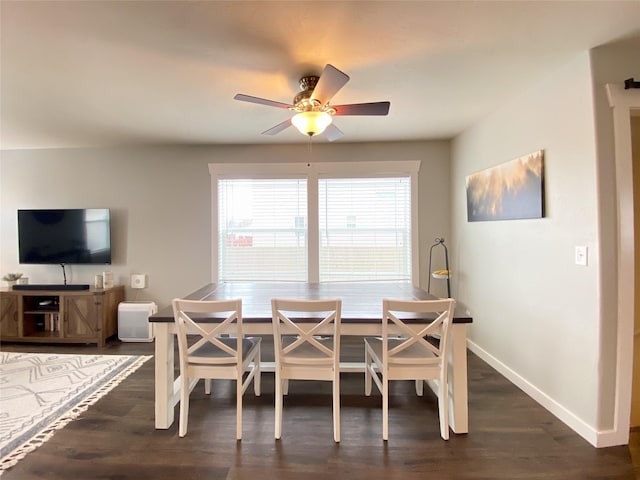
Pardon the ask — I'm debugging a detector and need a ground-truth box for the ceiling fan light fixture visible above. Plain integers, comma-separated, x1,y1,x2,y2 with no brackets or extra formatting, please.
291,111,332,137
234,64,390,141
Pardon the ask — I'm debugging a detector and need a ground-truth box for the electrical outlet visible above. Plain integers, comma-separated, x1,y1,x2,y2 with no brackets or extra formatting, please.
130,274,147,289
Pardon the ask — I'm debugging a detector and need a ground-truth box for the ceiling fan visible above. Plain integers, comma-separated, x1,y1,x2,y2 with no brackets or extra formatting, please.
234,64,390,142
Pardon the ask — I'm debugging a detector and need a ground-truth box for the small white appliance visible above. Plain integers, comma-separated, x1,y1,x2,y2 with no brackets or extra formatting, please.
118,301,157,342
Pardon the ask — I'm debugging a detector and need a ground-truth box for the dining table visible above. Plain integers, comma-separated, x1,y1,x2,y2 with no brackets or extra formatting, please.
149,281,473,434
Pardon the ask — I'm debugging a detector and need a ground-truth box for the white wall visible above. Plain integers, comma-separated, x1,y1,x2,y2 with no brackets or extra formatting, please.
0,141,451,308
451,52,603,439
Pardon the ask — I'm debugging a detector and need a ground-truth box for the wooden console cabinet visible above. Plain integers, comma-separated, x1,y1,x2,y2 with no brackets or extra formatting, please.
0,286,124,347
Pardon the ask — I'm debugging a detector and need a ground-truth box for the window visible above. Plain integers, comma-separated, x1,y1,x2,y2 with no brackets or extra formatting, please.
319,178,411,281
218,178,307,281
210,161,420,284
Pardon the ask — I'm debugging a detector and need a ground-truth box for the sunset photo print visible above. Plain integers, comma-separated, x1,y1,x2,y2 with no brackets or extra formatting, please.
466,150,544,222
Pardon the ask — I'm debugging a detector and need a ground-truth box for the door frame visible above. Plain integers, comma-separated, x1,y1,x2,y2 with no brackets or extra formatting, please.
606,83,640,445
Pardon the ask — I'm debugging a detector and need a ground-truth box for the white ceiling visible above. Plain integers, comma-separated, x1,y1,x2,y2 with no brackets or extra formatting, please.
2,1,640,150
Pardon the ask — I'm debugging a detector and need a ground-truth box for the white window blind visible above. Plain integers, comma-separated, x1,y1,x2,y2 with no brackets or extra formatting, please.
211,161,420,284
218,178,308,281
318,177,411,281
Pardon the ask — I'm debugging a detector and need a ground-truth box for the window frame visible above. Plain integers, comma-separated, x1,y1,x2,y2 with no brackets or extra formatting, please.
209,161,421,285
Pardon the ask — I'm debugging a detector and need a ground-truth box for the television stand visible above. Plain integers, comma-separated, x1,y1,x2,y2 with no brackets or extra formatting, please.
13,284,91,291
0,286,124,347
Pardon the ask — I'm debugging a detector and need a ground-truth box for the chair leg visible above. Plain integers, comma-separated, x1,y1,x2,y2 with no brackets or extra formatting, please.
438,379,450,440
237,376,243,440
333,370,340,443
382,375,389,441
364,345,372,396
254,348,261,397
415,379,424,396
205,378,212,395
179,376,190,437
275,371,283,439
283,378,289,395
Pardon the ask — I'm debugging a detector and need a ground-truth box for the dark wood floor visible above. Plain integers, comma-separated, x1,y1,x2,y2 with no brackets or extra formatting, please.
1,338,639,480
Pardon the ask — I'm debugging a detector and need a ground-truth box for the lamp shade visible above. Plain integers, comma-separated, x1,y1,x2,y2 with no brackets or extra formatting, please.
291,111,333,136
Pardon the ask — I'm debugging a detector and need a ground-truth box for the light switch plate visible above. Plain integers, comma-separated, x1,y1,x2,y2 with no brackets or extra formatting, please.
131,273,147,289
575,246,588,266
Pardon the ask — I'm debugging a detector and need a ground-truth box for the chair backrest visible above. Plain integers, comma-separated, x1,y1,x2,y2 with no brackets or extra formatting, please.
271,298,342,366
172,298,244,367
382,298,456,368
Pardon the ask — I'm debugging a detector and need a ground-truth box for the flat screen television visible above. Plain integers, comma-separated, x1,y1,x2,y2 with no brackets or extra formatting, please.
18,209,112,265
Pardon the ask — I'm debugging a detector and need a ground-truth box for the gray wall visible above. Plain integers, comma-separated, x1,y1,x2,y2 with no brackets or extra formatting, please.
0,141,451,309
450,40,640,445
451,52,602,436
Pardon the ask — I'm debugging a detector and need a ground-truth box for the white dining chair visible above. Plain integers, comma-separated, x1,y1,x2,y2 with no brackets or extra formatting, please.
364,298,455,440
271,298,342,442
172,298,261,439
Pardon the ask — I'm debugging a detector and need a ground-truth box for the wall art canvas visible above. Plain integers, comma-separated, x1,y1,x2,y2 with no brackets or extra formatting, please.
466,150,544,222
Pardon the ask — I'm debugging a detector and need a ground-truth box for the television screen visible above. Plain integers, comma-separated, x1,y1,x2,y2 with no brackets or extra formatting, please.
18,209,112,264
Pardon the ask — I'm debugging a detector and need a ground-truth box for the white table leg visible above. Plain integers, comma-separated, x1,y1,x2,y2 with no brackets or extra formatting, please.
154,322,175,429
449,323,469,433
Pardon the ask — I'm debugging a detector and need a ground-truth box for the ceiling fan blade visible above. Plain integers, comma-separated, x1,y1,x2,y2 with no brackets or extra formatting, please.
310,64,350,106
323,123,344,142
234,94,293,109
332,102,390,116
261,118,292,135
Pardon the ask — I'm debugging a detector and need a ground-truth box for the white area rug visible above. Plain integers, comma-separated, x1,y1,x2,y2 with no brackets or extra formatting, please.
0,352,151,473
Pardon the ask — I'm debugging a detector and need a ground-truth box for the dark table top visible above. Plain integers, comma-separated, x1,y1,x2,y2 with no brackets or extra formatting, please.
150,281,472,324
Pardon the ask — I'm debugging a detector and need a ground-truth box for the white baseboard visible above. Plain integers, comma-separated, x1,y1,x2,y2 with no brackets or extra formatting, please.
467,340,627,448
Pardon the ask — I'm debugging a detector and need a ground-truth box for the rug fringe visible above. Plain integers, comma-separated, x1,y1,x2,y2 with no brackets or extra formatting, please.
0,355,151,475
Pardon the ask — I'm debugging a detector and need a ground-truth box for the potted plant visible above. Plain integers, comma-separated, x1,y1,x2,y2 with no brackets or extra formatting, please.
3,273,23,287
